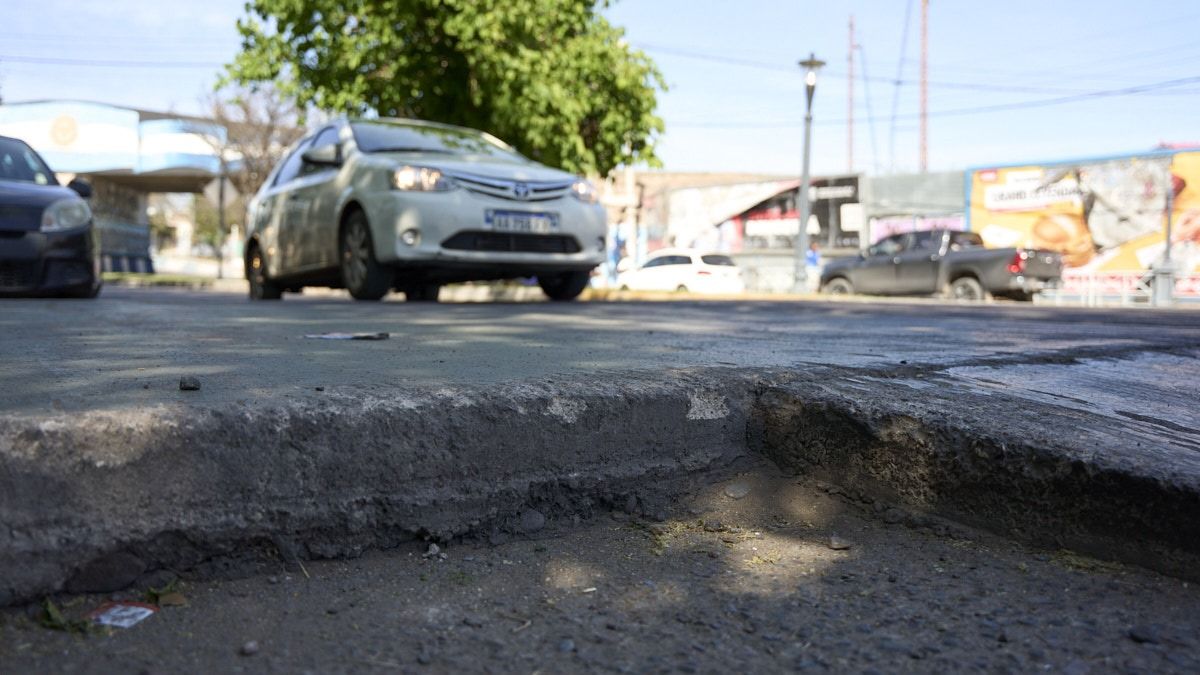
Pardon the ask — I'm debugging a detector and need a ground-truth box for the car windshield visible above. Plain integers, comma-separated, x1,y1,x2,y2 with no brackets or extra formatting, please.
0,137,56,185
351,122,524,160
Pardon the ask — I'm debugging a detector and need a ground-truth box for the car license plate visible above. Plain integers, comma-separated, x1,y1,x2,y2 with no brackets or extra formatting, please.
485,210,559,234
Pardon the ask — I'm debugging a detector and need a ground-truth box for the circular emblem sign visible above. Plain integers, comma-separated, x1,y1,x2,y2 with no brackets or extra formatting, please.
50,115,79,147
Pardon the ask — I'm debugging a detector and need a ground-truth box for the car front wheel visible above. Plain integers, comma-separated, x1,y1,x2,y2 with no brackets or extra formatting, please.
538,270,590,301
822,277,854,295
340,211,390,301
247,244,282,300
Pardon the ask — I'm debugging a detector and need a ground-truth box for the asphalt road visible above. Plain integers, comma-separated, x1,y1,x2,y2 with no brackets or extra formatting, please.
1,287,1198,417
3,463,1198,673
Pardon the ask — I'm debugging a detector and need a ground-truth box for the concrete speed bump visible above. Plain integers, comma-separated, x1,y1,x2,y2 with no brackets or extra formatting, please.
3,357,1200,606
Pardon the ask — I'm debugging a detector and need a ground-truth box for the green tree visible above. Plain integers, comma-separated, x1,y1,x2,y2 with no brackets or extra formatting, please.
223,0,664,175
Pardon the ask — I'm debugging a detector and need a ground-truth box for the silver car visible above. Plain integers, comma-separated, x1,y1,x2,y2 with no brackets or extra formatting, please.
244,118,606,301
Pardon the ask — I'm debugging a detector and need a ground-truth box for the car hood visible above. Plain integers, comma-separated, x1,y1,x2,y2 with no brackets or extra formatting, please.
0,180,77,232
376,153,577,183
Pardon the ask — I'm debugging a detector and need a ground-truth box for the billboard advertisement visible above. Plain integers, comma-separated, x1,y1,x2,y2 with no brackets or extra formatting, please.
968,151,1200,275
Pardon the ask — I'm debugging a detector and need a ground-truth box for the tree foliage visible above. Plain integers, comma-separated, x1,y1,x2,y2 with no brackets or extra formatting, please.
224,0,665,175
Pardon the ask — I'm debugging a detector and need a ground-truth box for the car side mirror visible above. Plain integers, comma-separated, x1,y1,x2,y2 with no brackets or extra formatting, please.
301,145,341,167
67,178,93,199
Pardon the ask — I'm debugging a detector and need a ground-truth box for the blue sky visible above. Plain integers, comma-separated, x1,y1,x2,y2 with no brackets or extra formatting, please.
2,0,1198,175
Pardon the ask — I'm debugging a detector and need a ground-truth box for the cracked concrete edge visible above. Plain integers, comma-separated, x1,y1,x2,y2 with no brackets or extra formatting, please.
750,371,1200,581
0,370,757,606
2,362,1199,605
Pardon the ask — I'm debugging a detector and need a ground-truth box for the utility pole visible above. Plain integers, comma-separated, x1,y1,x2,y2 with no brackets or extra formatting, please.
920,0,929,172
847,14,855,173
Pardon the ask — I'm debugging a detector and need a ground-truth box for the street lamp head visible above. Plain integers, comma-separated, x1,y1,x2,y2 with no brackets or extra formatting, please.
798,52,826,74
805,70,818,87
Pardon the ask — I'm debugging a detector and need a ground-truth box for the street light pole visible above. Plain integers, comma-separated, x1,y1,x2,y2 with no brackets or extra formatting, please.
794,53,825,294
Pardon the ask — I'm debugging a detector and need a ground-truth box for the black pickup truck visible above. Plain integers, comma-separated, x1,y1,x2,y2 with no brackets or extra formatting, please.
819,229,1063,301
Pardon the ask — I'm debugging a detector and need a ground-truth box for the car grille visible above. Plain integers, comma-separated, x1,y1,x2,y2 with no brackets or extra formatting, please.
445,171,574,202
0,204,43,230
442,231,581,254
0,261,41,290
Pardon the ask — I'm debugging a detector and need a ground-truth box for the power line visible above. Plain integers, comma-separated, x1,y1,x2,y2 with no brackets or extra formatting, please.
670,74,1200,128
0,54,223,68
889,0,915,172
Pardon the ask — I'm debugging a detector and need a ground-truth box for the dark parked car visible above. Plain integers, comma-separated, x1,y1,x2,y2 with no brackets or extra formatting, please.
0,135,101,298
820,229,1062,301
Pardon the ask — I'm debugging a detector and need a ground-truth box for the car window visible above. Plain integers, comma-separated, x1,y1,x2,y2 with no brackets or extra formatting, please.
0,137,56,185
299,126,341,177
660,255,692,266
272,138,312,187
867,236,903,257
351,121,524,160
949,231,984,250
701,254,735,266
912,231,939,250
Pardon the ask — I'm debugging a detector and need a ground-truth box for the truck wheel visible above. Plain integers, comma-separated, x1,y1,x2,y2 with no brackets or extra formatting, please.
949,277,988,302
340,211,390,301
822,278,854,295
247,244,282,300
538,270,590,301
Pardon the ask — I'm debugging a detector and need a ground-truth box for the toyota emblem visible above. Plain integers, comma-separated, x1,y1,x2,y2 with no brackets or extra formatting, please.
512,182,531,200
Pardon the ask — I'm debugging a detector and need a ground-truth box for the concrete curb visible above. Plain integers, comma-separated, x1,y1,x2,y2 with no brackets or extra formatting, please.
0,370,755,605
2,363,1199,605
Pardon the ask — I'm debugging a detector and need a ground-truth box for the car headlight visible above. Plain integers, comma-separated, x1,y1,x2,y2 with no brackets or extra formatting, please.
392,166,455,192
41,198,92,232
571,179,598,204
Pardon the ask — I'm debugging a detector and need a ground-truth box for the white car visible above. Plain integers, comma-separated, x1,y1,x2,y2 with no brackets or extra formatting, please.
244,118,606,302
617,249,745,294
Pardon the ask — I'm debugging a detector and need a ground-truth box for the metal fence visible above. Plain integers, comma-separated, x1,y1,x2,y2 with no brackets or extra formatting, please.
1040,271,1200,307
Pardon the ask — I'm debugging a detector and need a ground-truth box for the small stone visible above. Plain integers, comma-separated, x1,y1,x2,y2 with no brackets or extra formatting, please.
647,522,669,536
558,638,576,653
463,615,484,628
723,482,751,500
827,536,853,551
702,520,725,533
883,508,905,525
268,575,280,585
417,652,432,665
179,376,201,391
1128,624,1161,644
519,509,546,534
423,543,441,558
240,641,260,656
315,386,325,392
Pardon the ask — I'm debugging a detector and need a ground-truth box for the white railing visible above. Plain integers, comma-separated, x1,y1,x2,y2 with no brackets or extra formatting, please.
1041,271,1200,307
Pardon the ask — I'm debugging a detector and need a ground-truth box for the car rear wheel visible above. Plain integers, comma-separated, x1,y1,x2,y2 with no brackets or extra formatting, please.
247,244,282,300
949,276,989,302
822,277,854,295
538,270,590,301
340,211,390,301
404,283,441,302
676,285,689,293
